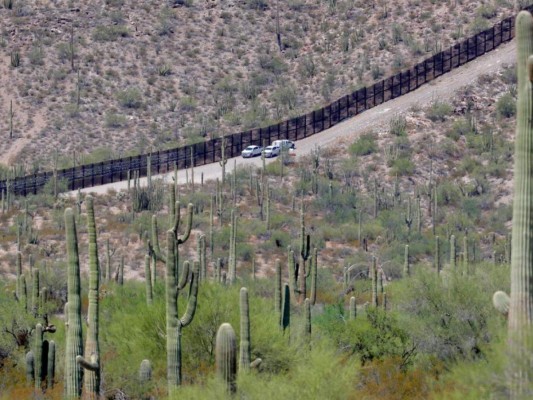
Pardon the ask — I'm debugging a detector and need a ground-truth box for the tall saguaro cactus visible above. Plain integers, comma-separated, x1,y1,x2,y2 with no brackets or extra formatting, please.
164,203,198,396
239,287,251,372
298,202,311,303
228,209,237,283
76,195,101,399
216,323,237,394
507,10,533,396
64,208,83,399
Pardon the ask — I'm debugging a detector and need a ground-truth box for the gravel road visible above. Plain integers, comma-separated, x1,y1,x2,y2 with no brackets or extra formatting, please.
76,39,516,196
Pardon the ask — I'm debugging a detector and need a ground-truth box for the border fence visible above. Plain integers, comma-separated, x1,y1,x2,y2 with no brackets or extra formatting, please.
0,7,527,196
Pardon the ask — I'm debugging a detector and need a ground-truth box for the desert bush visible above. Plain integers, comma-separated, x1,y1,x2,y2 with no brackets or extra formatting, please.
390,157,415,176
92,25,129,42
427,100,453,122
105,112,127,128
393,266,507,365
349,131,377,156
117,87,143,109
496,93,516,118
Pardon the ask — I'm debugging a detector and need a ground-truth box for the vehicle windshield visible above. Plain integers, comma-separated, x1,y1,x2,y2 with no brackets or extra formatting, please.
245,146,255,150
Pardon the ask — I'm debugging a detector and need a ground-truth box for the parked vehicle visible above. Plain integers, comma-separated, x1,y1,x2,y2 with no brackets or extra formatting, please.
241,145,263,158
263,145,280,158
272,139,295,150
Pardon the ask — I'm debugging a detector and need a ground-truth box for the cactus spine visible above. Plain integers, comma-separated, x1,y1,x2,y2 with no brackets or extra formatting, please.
239,287,251,372
76,195,101,400
507,11,533,396
216,323,237,394
64,208,83,399
164,203,198,395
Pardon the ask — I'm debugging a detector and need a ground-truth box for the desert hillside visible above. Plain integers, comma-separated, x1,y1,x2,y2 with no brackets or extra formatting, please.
0,0,516,170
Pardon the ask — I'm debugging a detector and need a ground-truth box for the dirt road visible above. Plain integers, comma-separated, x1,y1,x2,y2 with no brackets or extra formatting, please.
76,40,516,195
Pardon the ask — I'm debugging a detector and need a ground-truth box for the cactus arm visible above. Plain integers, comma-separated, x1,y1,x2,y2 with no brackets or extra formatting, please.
175,203,194,245
177,261,190,290
76,354,99,371
179,261,198,328
151,215,166,264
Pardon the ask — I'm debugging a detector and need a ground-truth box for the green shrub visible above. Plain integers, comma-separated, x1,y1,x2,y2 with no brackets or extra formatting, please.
117,87,143,109
349,132,377,156
496,93,516,118
389,114,407,136
93,25,129,41
390,157,415,176
427,100,453,122
105,112,127,128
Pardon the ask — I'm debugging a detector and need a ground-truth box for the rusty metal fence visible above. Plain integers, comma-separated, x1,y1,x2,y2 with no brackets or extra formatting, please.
0,9,522,196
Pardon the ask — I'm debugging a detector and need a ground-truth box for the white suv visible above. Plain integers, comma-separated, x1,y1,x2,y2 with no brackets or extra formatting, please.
272,139,295,150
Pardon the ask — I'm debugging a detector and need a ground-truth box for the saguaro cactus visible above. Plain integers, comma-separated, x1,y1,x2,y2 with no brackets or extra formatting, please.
349,297,357,320
26,351,35,385
64,208,83,399
298,202,311,303
76,195,101,399
228,209,237,283
48,340,55,389
404,245,410,277
144,255,153,305
164,203,198,396
275,259,281,325
139,359,152,382
304,298,311,341
310,248,318,305
216,323,237,394
34,323,44,390
239,287,251,372
281,283,290,333
506,10,533,396
32,267,40,314
450,234,456,269
371,257,378,307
